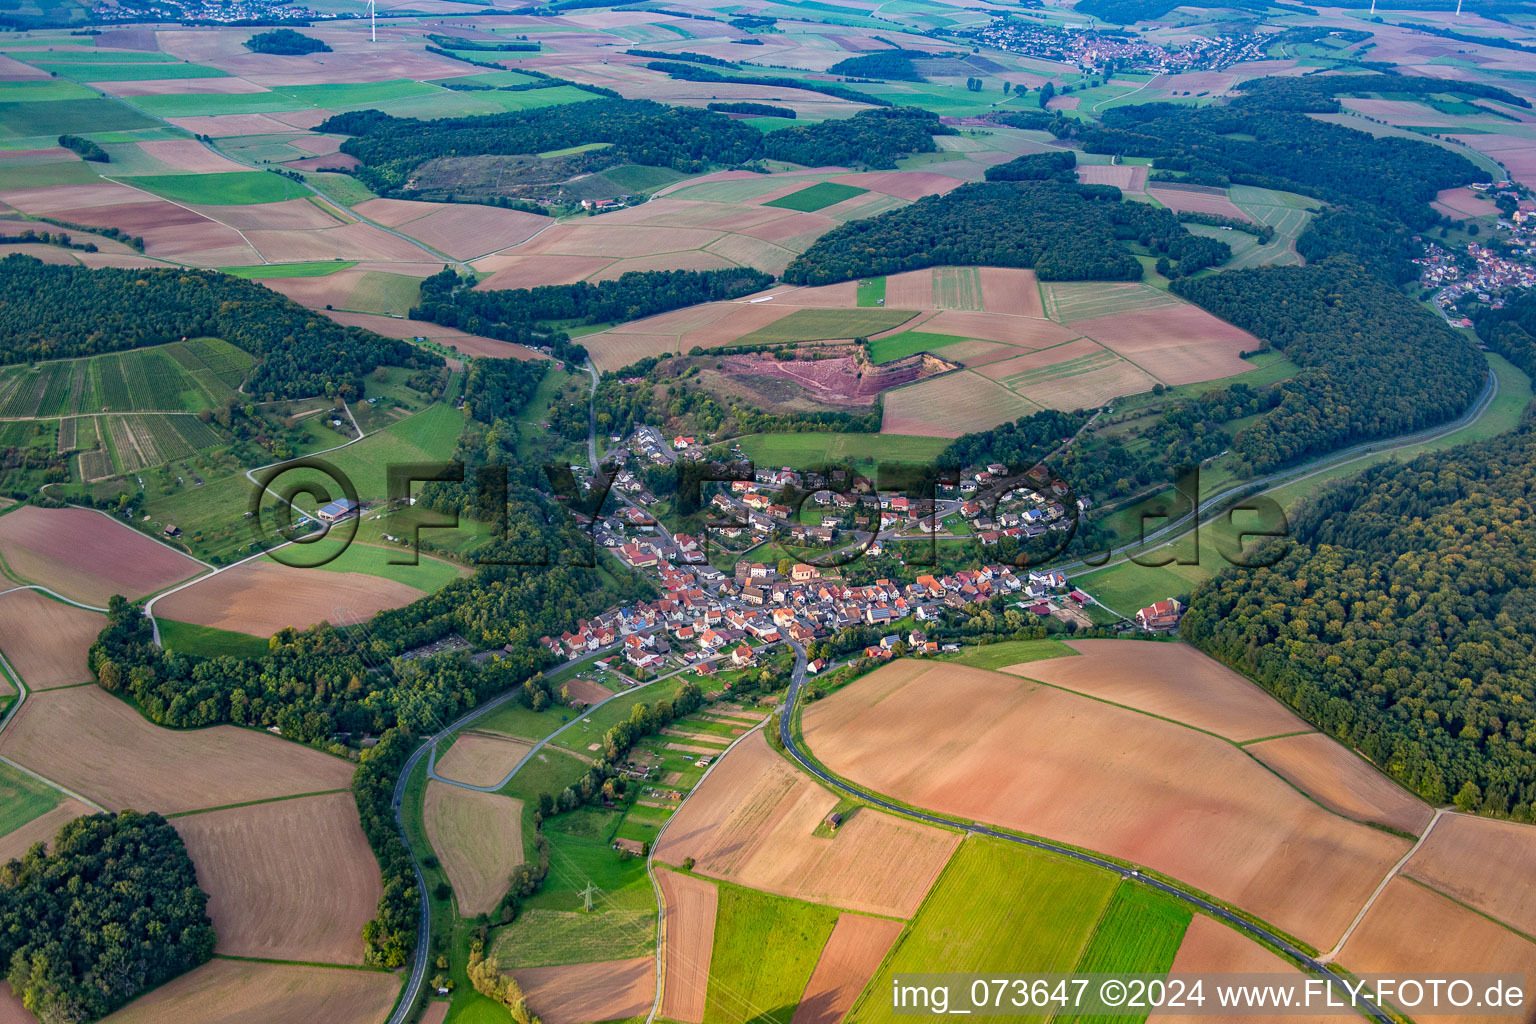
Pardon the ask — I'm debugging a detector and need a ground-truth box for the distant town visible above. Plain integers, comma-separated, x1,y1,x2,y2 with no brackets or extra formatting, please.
965,16,1273,74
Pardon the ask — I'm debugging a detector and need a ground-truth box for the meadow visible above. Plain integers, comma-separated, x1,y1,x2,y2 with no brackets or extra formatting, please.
733,308,916,347
849,838,1118,1024
705,883,840,1024
764,181,868,212
734,431,951,471
127,170,311,206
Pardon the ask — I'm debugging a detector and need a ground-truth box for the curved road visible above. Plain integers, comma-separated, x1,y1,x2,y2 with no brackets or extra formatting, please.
773,640,1394,1024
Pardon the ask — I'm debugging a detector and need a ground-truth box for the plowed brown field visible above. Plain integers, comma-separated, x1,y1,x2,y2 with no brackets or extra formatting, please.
1404,813,1536,937
0,589,104,689
435,732,533,787
0,685,353,814
1020,640,1308,742
802,660,1412,949
175,791,380,964
657,868,718,1024
790,914,904,1024
1248,732,1434,836
510,957,655,1024
99,959,399,1024
0,505,202,603
155,560,427,637
1073,305,1257,386
655,731,957,918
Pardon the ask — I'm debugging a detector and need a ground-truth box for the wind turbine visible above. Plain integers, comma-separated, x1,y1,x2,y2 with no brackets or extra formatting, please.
366,0,376,43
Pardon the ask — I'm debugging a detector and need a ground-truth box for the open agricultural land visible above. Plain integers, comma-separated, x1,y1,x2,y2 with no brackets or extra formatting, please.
4,0,1536,1022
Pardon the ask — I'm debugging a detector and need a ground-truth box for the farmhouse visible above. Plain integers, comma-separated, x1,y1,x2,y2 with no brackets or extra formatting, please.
1136,599,1184,632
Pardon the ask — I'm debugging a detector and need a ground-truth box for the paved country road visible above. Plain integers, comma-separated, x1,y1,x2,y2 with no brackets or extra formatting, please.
773,641,1393,1024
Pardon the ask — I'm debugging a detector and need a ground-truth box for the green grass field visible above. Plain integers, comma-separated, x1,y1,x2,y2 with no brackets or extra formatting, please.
763,181,868,212
856,276,886,308
850,837,1118,1024
733,308,917,347
945,639,1074,671
491,805,656,967
868,330,969,364
0,759,63,840
36,62,228,81
304,170,378,207
219,261,357,279
0,158,103,189
735,431,951,471
0,78,99,103
550,675,701,756
125,170,310,206
0,97,158,137
705,881,840,1024
157,618,271,660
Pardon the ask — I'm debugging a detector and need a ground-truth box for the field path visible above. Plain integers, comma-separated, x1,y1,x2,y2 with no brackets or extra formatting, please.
1317,807,1447,965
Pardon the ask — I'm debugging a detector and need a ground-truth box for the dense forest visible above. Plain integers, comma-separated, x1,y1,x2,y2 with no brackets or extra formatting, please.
942,409,1087,469
246,28,331,53
826,48,931,81
411,266,774,364
0,811,215,1022
323,95,954,194
784,181,1155,285
0,256,436,400
1184,424,1536,820
760,107,951,169
322,99,763,194
1172,261,1485,472
1074,79,1486,232
464,355,550,424
984,149,1077,182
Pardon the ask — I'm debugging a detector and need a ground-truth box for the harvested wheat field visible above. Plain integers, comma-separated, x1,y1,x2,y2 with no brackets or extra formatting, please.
419,1002,449,1024
521,223,721,258
201,197,341,231
1021,640,1308,742
883,268,933,309
423,782,524,917
657,868,718,1024
510,957,655,1024
1248,732,1433,835
396,205,549,260
801,660,1412,949
0,986,29,1024
978,267,1044,317
1403,813,1536,936
0,504,202,603
1147,915,1303,1024
473,253,613,290
656,731,957,918
1146,185,1251,222
591,250,739,280
0,590,104,689
836,171,964,201
1340,876,1536,1016
1074,304,1257,386
1076,164,1148,191
750,281,858,307
155,559,427,637
791,914,905,1024
99,958,399,1024
0,799,93,864
882,372,1039,437
922,309,1076,348
137,139,248,173
435,731,533,787
0,685,353,814
175,791,380,964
